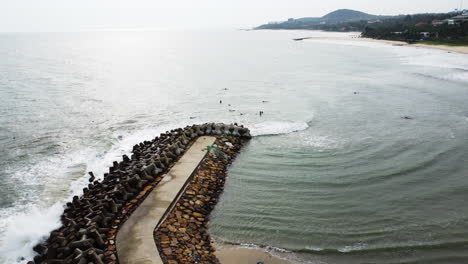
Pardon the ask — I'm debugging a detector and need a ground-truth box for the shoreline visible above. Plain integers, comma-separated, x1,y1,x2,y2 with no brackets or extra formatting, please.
302,36,468,55
215,244,296,264
215,243,297,264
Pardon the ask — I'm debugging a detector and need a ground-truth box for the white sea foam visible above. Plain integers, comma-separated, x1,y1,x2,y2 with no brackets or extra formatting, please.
307,34,468,84
305,243,368,253
301,134,338,150
237,243,321,264
399,48,468,69
305,245,326,252
238,243,291,253
450,71,468,83
2,120,270,263
0,203,63,263
338,242,368,253
0,124,185,264
249,121,309,136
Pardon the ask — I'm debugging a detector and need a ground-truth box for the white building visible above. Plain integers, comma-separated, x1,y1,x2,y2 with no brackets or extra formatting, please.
452,14,468,21
420,32,430,38
446,19,456,25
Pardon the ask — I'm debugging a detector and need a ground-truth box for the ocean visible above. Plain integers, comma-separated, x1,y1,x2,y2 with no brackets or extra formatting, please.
1,30,468,263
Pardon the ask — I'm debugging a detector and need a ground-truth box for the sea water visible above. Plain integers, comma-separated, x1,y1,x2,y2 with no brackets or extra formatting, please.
1,30,468,263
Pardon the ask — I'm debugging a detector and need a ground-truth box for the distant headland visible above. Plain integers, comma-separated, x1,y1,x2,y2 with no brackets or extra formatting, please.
255,9,468,46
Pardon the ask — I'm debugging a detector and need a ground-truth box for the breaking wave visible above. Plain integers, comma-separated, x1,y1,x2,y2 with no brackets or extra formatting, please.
0,124,186,263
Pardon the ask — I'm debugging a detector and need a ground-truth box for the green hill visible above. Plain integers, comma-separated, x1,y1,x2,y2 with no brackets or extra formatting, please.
321,9,380,22
256,9,386,30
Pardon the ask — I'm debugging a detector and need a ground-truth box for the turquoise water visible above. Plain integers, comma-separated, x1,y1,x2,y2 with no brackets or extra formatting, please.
1,30,468,263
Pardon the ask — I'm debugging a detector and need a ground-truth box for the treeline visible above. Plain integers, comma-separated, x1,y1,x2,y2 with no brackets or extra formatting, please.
361,13,468,43
258,20,369,31
256,10,468,44
320,20,371,32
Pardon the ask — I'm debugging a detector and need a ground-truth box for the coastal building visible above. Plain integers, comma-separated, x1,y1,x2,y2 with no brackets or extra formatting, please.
415,21,428,27
452,14,468,21
445,19,456,25
420,32,430,39
432,19,444,26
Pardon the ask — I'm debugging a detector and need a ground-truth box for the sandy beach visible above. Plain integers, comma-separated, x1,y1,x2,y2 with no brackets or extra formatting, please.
305,35,468,55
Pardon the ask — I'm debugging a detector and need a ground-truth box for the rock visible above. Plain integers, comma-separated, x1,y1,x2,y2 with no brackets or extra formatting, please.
154,135,245,264
192,212,203,218
163,247,172,255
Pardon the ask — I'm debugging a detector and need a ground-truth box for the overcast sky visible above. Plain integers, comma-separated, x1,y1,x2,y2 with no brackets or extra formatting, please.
0,0,464,32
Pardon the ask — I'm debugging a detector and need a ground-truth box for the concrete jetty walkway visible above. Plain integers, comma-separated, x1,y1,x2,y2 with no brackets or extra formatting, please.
116,136,216,264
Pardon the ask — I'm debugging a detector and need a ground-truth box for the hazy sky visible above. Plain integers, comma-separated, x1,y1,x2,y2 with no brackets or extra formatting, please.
0,0,464,32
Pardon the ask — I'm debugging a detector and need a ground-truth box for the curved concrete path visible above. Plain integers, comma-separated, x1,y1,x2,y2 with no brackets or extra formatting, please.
116,136,216,264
